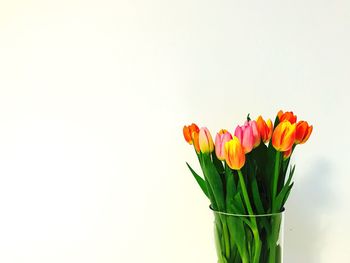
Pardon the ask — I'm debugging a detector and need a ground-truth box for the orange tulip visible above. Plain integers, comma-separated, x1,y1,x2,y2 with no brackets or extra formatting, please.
224,136,246,170
277,110,297,124
183,126,192,143
183,123,200,153
272,121,296,151
256,115,273,143
192,131,200,153
183,123,199,145
295,121,313,144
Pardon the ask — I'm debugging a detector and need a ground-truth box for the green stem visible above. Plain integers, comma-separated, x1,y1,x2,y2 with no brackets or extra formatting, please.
237,170,261,263
272,151,281,213
253,231,262,263
268,226,276,263
221,218,231,259
269,152,281,263
241,251,249,263
268,214,283,263
237,170,254,215
269,244,276,263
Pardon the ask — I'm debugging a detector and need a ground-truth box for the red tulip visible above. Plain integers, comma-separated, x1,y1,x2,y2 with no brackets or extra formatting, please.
295,121,313,144
277,110,297,124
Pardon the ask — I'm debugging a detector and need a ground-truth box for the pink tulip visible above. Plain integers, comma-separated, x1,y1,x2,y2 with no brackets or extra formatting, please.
199,127,214,154
215,129,233,161
234,124,254,153
244,120,261,147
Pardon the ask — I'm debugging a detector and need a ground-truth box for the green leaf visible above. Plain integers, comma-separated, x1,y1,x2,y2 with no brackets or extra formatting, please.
230,244,239,263
282,183,293,207
251,142,268,169
212,152,225,175
275,164,296,209
214,219,225,262
249,147,270,213
212,152,226,194
186,162,209,198
278,148,295,192
198,156,219,209
275,183,294,211
251,175,265,214
225,167,235,214
287,165,296,185
226,216,248,261
265,141,277,203
276,245,282,263
225,165,237,193
202,154,225,212
247,113,251,121
233,192,246,215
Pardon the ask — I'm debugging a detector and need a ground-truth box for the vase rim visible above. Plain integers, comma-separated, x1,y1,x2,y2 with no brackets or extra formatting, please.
209,205,285,217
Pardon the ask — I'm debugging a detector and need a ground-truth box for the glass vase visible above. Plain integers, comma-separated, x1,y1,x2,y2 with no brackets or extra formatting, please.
212,207,284,263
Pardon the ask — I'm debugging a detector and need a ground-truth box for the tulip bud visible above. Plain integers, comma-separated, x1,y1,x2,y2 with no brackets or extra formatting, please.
215,129,233,161
283,148,292,159
245,120,260,147
295,121,313,144
256,116,273,143
183,126,192,144
183,123,199,145
234,124,254,153
272,121,296,152
277,110,297,124
199,127,214,154
224,137,246,170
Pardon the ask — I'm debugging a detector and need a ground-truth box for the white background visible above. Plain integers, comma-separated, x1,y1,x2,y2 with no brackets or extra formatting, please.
0,0,349,262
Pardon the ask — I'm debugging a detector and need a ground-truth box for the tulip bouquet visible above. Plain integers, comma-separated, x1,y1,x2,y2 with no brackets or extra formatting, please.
183,111,312,263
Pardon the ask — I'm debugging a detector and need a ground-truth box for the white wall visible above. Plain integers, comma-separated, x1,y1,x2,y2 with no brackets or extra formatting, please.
0,0,349,262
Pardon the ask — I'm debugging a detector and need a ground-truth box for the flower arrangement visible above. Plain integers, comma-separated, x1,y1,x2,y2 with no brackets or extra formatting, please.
183,110,313,263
